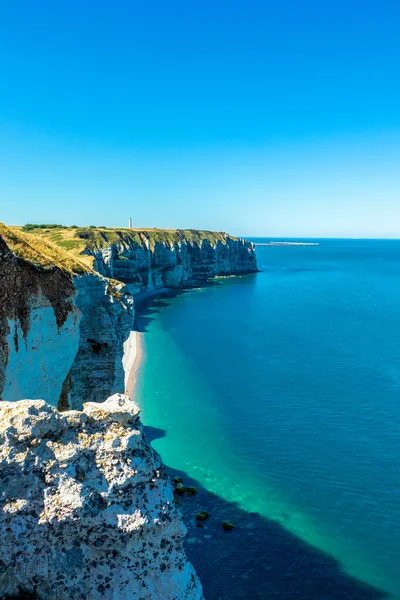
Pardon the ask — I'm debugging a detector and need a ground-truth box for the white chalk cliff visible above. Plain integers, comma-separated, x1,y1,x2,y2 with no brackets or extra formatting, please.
83,230,257,293
0,224,258,599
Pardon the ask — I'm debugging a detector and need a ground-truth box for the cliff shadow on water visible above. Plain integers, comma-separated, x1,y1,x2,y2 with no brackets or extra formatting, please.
132,279,233,333
144,426,388,600
134,283,390,600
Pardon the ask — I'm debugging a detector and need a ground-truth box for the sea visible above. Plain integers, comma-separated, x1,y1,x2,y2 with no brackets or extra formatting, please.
134,239,400,600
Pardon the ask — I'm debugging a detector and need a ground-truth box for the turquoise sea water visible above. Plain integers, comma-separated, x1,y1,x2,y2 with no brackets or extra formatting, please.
135,239,400,600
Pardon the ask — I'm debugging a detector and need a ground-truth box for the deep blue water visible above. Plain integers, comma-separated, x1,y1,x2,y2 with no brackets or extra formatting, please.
135,239,400,600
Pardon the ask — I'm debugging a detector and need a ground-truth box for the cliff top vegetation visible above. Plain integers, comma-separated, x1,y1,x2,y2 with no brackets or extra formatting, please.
11,225,238,264
1,223,90,274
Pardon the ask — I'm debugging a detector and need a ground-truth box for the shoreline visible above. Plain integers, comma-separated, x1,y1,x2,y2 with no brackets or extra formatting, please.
124,331,143,399
124,287,184,401
123,290,172,401
123,274,259,401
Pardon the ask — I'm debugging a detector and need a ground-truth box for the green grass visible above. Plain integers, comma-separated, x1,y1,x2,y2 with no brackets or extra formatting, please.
1,224,91,274
6,225,240,279
58,239,84,251
74,227,236,250
14,225,236,260
22,223,67,231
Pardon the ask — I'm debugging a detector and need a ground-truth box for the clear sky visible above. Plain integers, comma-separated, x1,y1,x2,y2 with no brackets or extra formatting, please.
1,0,400,237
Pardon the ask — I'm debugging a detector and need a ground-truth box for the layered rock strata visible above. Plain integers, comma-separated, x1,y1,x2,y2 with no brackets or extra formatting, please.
84,233,257,293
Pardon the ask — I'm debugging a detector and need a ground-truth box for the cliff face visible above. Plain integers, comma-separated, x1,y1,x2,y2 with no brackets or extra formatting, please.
0,223,256,600
14,227,257,294
0,394,203,599
0,228,134,410
83,232,257,293
0,231,80,405
65,276,134,409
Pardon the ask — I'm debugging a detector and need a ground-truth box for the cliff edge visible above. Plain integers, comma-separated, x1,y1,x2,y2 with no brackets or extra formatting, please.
16,226,258,294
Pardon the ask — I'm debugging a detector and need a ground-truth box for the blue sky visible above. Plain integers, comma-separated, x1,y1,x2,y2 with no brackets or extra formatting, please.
1,0,400,236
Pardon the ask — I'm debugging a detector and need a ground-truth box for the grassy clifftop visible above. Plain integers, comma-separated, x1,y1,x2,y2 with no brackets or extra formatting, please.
10,226,238,267
1,224,90,274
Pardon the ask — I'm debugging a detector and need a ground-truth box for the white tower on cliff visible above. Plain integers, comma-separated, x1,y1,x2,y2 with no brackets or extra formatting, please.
128,217,132,229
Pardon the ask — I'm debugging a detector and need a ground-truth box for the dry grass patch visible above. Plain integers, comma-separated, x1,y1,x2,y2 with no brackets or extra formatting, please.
2,224,91,274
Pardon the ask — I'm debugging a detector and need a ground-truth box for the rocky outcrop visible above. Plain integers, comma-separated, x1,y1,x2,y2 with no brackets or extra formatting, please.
0,394,203,599
83,233,257,294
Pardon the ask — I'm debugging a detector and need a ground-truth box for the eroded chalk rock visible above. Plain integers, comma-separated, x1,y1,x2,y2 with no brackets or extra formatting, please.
88,235,258,289
0,394,203,600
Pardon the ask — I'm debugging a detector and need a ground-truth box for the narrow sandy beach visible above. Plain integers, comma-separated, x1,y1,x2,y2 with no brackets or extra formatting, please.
124,288,172,399
125,331,143,399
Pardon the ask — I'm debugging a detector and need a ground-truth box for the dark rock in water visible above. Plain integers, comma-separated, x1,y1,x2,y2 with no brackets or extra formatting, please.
196,511,210,521
222,521,234,531
187,486,197,496
173,476,182,484
174,483,186,496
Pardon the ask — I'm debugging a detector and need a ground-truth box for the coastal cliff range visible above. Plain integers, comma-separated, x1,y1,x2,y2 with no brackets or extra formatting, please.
15,225,258,292
0,222,257,599
1,224,257,407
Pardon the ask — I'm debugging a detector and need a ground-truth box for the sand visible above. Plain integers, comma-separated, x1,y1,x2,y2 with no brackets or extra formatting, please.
125,331,143,399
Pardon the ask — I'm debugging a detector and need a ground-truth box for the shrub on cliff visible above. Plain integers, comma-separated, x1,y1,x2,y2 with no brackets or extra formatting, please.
22,224,65,231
